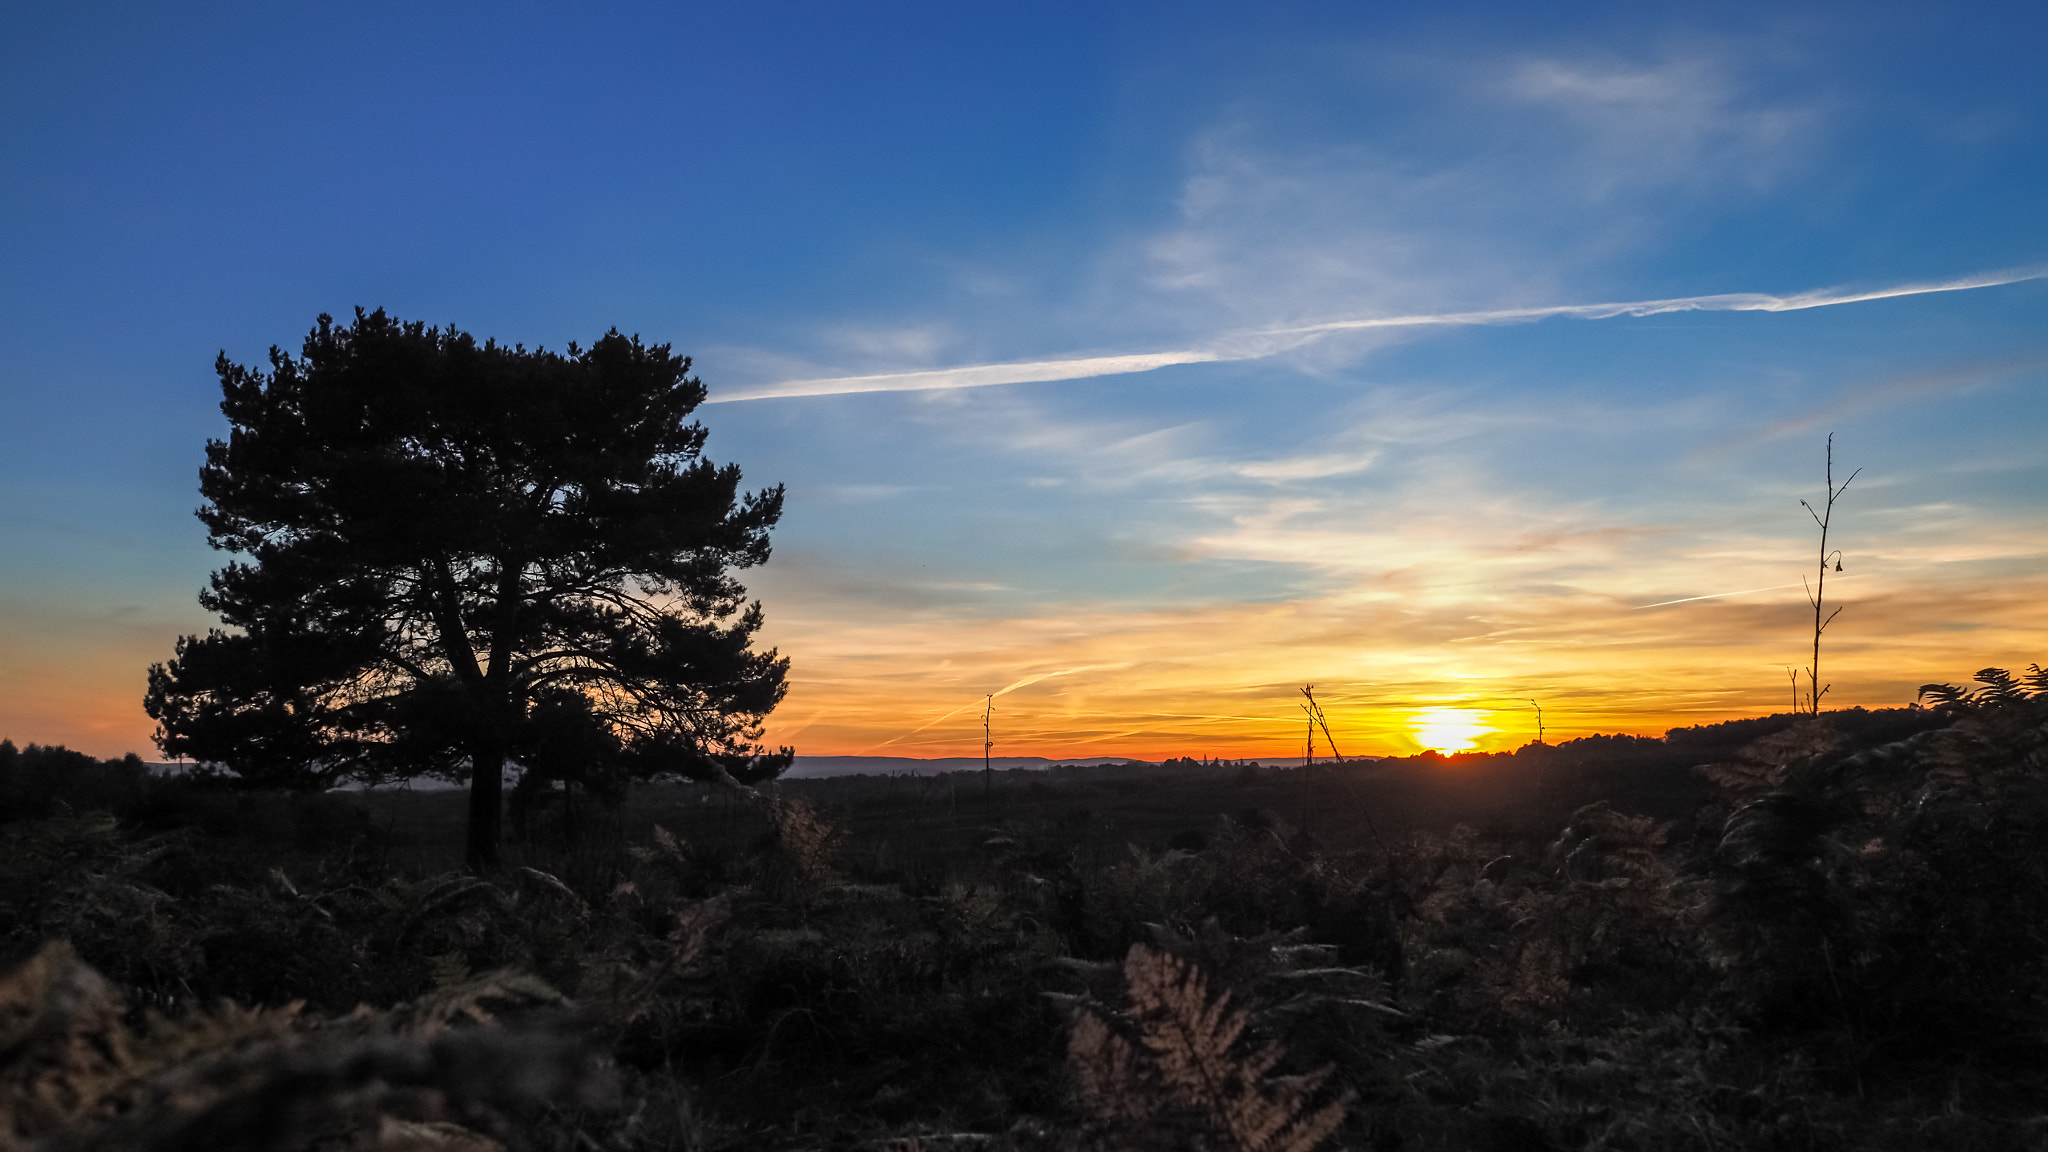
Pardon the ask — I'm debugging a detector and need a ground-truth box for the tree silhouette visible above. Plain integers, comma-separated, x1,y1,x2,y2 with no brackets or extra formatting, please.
145,309,790,868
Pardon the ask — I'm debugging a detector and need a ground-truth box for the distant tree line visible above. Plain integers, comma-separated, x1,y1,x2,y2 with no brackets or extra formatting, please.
1157,756,1265,771
0,741,153,823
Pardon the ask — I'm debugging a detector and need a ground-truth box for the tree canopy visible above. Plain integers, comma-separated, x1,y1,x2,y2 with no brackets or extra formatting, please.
146,309,790,867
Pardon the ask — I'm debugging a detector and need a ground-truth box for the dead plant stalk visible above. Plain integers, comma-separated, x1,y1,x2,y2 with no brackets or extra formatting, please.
1800,434,1861,715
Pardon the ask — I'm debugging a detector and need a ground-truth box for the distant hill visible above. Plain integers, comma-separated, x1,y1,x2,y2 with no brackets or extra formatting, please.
785,755,1138,779
144,755,1149,787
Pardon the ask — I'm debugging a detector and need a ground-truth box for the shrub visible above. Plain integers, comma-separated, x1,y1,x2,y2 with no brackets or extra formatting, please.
1701,679,2048,1069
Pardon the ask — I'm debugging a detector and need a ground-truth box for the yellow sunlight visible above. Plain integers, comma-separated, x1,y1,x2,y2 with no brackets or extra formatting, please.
1409,707,1489,753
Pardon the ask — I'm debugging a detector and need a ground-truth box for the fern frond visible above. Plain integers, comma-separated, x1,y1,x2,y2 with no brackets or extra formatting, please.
1921,665,2048,711
1700,723,1850,798
379,970,568,1035
1068,1008,1152,1122
1222,1066,1352,1152
386,873,512,947
0,942,607,1151
512,867,591,919
1067,944,1353,1152
1125,944,1254,1108
1974,667,2027,706
1918,682,1968,708
611,895,731,1024
771,796,844,886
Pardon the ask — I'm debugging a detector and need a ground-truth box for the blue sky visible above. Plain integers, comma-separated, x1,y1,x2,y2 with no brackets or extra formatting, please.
4,2,2045,758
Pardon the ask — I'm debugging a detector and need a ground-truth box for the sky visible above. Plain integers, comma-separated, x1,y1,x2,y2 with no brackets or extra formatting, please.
3,2,2045,762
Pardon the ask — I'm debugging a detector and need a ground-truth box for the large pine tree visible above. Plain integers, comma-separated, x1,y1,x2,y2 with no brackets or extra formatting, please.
146,309,790,867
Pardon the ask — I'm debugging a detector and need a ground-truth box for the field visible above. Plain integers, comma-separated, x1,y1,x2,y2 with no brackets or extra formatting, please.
4,693,2047,1151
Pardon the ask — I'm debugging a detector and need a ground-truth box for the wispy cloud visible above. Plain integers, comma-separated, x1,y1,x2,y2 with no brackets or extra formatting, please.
702,43,2047,763
1500,55,1823,196
1694,352,2048,456
709,265,2047,403
1232,452,1381,482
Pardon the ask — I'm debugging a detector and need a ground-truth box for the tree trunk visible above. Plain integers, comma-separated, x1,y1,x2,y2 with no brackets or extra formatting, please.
467,741,505,871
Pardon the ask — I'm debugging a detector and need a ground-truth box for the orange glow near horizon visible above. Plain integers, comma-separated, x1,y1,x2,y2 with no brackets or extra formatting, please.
10,537,2048,764
745,550,2048,764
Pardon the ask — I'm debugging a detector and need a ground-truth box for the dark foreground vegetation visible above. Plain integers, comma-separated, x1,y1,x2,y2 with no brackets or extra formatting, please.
4,672,2048,1151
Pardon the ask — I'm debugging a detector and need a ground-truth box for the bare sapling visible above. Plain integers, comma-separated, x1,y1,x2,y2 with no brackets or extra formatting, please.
1299,692,1316,834
1799,434,1860,715
1301,684,1345,762
1299,685,1350,837
1300,684,1396,855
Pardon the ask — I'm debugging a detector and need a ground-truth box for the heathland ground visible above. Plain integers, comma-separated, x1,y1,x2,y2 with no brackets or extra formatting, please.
2,685,2045,1151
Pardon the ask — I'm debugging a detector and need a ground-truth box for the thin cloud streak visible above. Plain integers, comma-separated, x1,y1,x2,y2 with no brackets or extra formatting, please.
709,265,2048,403
1257,264,2048,337
861,664,1104,752
990,665,1107,699
1632,579,1827,610
712,351,1221,403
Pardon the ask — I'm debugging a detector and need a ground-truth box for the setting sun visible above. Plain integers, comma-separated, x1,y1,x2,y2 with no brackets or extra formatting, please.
1410,707,1490,753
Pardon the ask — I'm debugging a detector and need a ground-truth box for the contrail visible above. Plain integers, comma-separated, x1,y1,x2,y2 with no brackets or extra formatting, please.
707,263,2047,404
862,665,1103,751
1631,576,1861,610
988,665,1104,699
713,352,1220,403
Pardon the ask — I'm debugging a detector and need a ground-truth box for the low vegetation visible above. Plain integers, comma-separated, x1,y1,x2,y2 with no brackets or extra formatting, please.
3,665,2046,1150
